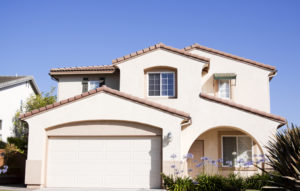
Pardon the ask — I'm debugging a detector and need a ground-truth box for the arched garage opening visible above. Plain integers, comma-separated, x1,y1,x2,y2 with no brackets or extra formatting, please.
187,126,265,177
45,120,162,189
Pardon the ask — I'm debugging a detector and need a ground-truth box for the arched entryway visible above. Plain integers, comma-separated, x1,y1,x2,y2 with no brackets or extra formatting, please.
187,126,265,177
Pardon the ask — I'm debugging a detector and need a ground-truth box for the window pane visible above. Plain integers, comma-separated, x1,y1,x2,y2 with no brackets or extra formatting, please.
161,72,174,97
88,81,100,90
223,137,237,166
237,137,252,163
148,74,160,96
162,73,167,78
149,91,155,96
219,79,230,99
162,90,168,96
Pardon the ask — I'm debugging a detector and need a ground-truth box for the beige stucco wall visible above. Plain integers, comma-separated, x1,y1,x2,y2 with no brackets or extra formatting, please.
113,49,281,178
57,73,120,101
189,49,271,112
116,49,279,156
24,92,184,186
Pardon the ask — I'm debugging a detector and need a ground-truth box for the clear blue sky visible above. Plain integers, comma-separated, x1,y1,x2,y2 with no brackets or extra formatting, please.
0,0,299,125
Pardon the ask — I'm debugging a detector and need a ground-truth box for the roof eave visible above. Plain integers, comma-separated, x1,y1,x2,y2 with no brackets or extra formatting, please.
112,43,210,65
20,86,191,121
184,44,277,73
199,93,286,126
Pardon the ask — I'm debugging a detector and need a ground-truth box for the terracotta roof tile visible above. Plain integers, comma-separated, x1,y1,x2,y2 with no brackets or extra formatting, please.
184,43,276,72
200,92,286,127
112,43,210,65
20,86,191,120
49,65,116,80
50,65,115,72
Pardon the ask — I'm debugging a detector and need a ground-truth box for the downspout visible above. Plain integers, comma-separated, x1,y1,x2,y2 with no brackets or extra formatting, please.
181,117,192,130
268,70,277,81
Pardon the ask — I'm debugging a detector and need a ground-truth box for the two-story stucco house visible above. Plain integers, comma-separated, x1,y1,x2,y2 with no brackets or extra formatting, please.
20,43,286,189
0,76,40,142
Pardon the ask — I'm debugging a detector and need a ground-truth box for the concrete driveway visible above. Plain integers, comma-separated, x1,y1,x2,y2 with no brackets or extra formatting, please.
35,188,165,191
0,186,164,191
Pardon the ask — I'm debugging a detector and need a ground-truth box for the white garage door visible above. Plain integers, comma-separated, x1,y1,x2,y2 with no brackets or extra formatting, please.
46,137,161,188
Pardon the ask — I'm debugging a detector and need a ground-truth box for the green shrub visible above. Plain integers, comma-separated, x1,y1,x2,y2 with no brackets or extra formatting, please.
0,141,6,149
265,124,300,179
162,173,194,191
195,174,225,191
243,173,273,190
162,173,275,191
222,173,244,191
7,137,27,153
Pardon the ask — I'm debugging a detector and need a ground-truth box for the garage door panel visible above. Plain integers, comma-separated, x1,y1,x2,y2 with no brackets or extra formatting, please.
46,136,161,188
78,151,106,160
77,139,106,151
102,176,131,187
77,176,101,187
106,151,131,160
49,139,79,151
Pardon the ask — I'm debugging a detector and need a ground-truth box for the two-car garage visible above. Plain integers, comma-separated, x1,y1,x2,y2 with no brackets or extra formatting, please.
23,88,189,189
46,136,161,188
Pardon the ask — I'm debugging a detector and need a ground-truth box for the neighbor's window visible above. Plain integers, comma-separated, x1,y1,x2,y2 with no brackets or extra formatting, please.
218,79,230,99
148,72,175,97
222,136,252,167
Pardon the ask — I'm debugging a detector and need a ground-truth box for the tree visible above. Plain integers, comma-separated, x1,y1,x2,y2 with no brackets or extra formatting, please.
12,87,56,139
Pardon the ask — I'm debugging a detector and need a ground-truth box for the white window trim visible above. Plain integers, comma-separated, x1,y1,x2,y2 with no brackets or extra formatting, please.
218,79,231,99
221,135,253,167
147,71,175,97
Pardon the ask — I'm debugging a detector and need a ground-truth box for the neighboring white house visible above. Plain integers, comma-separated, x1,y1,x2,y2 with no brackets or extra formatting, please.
21,43,286,189
0,76,40,141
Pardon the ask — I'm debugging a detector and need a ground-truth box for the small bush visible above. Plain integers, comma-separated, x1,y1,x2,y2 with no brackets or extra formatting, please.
195,174,225,191
162,174,195,191
7,137,27,153
162,173,275,191
243,173,273,190
0,141,6,149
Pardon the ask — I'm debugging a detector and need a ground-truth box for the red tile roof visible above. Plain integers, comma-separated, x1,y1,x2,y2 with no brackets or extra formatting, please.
184,43,277,72
200,92,286,127
49,65,117,80
20,86,191,120
112,43,210,67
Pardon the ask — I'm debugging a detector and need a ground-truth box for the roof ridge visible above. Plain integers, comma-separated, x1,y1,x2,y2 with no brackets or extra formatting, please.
200,92,286,127
112,42,210,65
184,43,276,72
20,86,191,120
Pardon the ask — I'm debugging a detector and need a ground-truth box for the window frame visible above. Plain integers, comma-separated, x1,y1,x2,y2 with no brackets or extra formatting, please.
88,80,100,91
147,71,175,97
221,135,253,167
218,79,231,99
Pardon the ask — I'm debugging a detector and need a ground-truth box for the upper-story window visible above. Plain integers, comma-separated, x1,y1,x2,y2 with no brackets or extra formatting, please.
82,77,105,92
218,79,230,99
214,73,236,100
148,72,175,97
